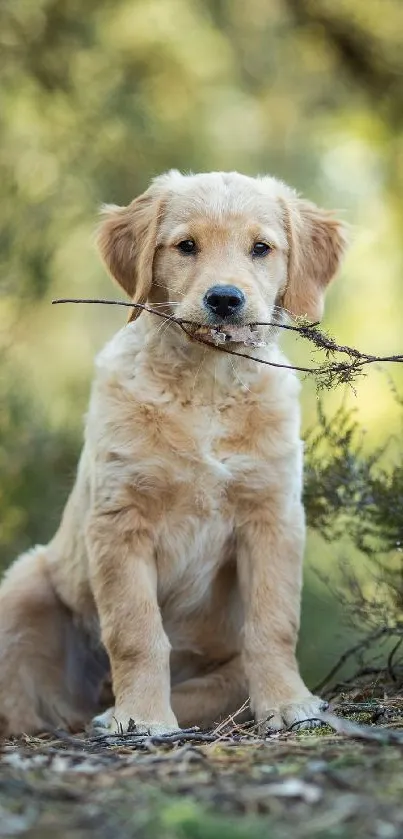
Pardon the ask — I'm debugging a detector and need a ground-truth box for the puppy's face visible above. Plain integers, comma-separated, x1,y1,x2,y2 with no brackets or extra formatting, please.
152,174,289,331
97,171,347,340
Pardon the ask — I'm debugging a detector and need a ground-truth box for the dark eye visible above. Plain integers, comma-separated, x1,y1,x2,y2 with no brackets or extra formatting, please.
177,239,196,254
252,241,272,257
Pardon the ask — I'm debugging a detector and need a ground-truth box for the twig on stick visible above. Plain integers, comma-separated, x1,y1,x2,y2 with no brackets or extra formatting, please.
52,297,403,388
319,711,403,745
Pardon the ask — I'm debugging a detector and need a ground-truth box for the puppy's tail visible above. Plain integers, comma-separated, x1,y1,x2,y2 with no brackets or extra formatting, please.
0,546,107,736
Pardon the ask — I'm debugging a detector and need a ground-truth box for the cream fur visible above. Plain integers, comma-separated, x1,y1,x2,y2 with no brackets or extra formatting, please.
0,171,347,736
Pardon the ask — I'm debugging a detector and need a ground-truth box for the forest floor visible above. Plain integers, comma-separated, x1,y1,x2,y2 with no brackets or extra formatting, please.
1,689,403,839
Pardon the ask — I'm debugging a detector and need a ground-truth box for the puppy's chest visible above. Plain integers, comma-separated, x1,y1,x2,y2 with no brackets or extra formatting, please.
134,396,277,507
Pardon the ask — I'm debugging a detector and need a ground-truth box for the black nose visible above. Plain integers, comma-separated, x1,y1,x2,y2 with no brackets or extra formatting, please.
203,285,245,319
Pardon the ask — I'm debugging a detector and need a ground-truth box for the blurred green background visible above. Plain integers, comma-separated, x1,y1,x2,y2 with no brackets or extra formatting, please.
1,0,403,687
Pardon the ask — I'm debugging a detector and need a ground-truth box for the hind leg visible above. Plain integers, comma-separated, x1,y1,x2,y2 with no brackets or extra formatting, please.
171,655,249,729
0,547,106,735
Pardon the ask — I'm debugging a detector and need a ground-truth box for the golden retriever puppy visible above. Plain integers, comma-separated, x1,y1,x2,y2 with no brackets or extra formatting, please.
0,171,347,736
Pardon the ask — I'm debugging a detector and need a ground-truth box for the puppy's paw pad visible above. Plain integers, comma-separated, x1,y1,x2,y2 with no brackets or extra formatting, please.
258,696,328,735
91,707,180,736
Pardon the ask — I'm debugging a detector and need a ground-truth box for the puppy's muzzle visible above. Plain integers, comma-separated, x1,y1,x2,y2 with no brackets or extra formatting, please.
203,285,245,320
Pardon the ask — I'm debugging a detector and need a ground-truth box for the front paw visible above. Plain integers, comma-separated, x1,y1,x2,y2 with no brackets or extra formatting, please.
91,706,115,731
91,705,180,736
256,694,328,735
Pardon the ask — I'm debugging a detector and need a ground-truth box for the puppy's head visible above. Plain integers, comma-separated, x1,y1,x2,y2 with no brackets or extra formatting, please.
97,171,347,339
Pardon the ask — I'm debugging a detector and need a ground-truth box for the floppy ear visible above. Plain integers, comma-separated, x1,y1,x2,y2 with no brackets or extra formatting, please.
280,195,348,322
97,186,165,321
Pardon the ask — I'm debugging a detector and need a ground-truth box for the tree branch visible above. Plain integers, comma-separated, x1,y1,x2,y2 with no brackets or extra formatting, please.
52,298,403,389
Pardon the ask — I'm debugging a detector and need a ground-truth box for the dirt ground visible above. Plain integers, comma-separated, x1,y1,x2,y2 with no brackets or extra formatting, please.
1,696,403,839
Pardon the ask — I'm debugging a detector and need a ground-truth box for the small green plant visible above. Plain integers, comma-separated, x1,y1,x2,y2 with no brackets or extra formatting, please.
304,399,403,693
